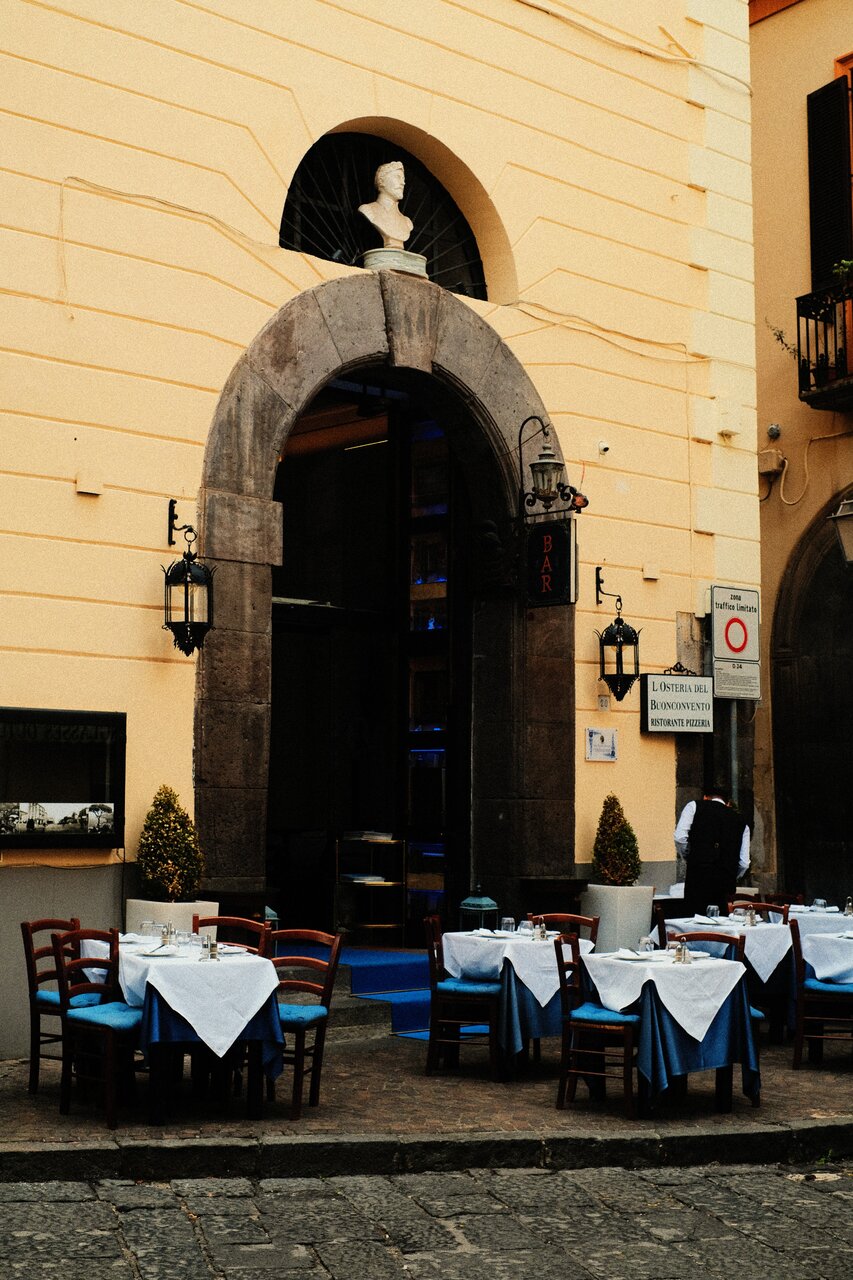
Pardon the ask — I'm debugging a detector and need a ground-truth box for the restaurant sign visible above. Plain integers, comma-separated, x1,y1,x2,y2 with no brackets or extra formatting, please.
526,519,577,606
640,674,714,734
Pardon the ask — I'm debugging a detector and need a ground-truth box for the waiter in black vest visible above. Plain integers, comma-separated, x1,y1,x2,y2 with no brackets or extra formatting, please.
674,786,750,917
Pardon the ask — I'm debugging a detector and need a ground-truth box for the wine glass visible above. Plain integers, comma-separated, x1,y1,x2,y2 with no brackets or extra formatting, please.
706,905,720,920
500,917,515,934
517,920,534,941
812,898,827,912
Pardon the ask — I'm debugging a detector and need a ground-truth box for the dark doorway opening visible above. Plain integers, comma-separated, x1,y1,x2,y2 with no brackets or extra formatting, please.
266,372,478,944
773,521,853,902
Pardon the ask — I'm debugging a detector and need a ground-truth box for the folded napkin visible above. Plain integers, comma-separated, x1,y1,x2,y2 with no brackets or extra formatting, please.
145,943,178,956
691,915,720,926
789,904,808,912
473,928,495,936
823,906,840,913
615,948,641,959
119,933,150,945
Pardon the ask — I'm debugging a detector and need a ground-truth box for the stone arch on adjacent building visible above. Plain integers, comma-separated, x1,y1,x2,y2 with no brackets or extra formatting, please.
196,270,575,911
772,491,853,900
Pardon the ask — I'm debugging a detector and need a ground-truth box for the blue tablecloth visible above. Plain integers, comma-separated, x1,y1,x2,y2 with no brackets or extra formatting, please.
499,963,760,1104
636,977,760,1101
141,988,284,1080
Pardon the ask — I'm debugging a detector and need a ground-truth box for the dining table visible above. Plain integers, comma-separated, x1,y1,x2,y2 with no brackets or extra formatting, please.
785,905,853,937
582,948,761,1109
799,929,853,983
441,929,594,1060
83,934,284,1120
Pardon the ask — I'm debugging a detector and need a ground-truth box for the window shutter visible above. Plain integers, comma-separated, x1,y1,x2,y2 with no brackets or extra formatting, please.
807,76,853,290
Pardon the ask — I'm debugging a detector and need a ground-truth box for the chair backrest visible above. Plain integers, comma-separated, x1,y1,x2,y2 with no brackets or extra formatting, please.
674,931,746,962
267,929,343,1007
652,903,668,949
424,914,447,992
51,928,120,1008
553,932,583,1015
789,917,805,985
764,890,804,906
21,918,81,1002
528,913,599,944
192,915,270,953
727,900,789,923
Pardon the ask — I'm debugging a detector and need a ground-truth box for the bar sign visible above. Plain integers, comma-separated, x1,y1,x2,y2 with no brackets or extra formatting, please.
526,520,575,606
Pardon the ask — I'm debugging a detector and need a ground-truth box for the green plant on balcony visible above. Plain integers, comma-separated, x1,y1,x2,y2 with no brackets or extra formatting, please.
590,793,641,887
136,784,205,902
832,259,853,285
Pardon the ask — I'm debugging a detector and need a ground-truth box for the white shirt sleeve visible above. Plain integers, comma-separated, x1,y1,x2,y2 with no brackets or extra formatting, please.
674,800,696,857
738,825,750,876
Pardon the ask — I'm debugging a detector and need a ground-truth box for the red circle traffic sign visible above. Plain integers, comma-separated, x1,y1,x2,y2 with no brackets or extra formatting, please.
724,617,748,653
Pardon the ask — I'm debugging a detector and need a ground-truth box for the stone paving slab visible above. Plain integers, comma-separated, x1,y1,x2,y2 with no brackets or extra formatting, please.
0,1163,852,1279
1,1031,852,1181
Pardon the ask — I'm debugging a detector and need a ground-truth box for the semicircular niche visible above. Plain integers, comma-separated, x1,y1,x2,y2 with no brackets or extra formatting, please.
280,131,487,300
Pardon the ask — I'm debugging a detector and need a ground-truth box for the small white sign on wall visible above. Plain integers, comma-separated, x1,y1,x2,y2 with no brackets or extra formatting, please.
585,727,617,761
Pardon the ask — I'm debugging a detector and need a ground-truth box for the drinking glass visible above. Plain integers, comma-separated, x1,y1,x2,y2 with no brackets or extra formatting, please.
175,929,191,955
140,919,155,939
706,905,720,919
638,935,655,953
517,920,534,941
812,898,827,912
500,917,515,934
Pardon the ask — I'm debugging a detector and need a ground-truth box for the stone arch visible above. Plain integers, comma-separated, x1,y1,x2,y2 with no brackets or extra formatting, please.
196,270,574,907
771,489,853,898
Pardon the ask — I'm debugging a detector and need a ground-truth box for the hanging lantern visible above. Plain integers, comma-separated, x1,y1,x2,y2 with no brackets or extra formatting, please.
596,597,640,701
163,522,214,656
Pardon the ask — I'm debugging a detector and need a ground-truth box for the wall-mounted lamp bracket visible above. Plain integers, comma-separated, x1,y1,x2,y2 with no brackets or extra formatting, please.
595,566,622,609
168,497,197,548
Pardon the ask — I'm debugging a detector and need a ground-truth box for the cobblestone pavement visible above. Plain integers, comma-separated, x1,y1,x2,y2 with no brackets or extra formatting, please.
1,1162,852,1279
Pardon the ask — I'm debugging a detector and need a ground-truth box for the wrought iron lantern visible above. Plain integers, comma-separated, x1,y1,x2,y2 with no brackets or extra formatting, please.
829,496,853,565
163,501,214,656
594,568,640,701
518,415,588,520
459,885,499,931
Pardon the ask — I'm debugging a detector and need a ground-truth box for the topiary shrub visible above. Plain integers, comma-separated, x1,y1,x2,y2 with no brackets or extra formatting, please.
136,784,205,902
590,793,641,887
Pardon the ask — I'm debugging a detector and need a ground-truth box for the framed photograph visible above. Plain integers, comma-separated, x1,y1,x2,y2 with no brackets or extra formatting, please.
0,709,126,848
585,727,617,762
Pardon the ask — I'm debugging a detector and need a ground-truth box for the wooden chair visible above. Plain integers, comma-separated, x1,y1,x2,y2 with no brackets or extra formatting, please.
554,932,640,1119
763,891,804,906
526,913,599,1061
20,917,85,1094
51,927,143,1129
790,918,853,1069
726,900,789,923
264,928,343,1119
192,915,270,952
526,913,599,944
424,915,501,1081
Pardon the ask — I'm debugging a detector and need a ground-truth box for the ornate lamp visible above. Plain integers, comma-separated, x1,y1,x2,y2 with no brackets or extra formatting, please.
518,415,588,520
595,568,640,701
163,501,214,656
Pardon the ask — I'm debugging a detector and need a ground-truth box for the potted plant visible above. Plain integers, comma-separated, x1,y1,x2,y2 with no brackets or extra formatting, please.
125,785,217,934
582,794,653,952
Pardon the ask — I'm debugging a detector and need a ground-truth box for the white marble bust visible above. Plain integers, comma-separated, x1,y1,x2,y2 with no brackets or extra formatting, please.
358,161,414,250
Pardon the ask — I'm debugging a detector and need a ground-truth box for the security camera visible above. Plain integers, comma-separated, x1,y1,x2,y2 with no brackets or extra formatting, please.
598,440,610,455
767,423,781,440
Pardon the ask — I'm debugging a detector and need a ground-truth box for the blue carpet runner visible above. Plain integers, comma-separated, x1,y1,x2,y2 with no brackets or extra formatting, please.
276,945,431,1037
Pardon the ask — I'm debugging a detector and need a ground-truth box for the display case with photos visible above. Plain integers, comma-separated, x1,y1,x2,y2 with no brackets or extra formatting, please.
0,708,126,848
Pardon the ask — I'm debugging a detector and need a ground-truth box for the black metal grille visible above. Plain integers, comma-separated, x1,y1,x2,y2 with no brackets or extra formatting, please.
280,132,487,301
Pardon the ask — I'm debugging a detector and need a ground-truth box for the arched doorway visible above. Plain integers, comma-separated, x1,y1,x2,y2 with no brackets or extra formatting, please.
772,496,853,901
196,271,576,923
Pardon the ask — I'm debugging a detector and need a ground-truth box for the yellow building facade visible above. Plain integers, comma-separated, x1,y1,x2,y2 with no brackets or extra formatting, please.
1,0,759,1011
750,0,853,901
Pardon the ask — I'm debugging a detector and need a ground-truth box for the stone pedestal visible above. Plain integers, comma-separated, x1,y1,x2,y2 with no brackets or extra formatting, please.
581,884,655,953
363,247,427,276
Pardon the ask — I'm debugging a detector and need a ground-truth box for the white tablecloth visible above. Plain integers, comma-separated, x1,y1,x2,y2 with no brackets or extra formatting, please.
800,933,853,984
666,917,791,984
583,952,745,1043
84,939,279,1058
787,907,850,937
442,931,593,1008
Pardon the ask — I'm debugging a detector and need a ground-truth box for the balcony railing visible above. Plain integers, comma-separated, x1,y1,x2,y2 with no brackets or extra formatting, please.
797,279,853,410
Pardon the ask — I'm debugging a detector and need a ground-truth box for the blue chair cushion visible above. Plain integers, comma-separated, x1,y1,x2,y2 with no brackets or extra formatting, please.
437,978,502,998
566,1001,640,1026
750,1006,764,1021
803,978,853,997
278,1003,328,1028
37,990,102,1009
67,1002,142,1032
